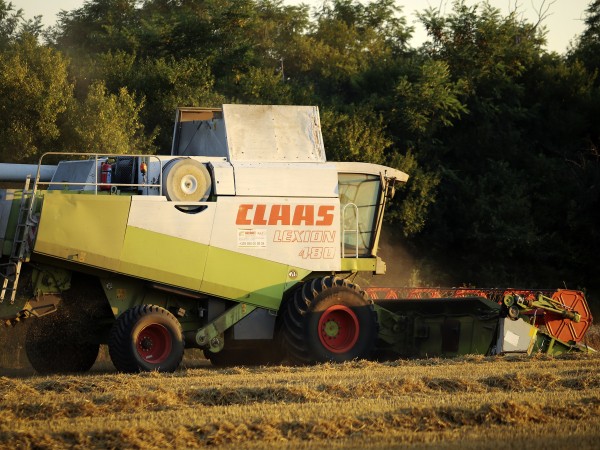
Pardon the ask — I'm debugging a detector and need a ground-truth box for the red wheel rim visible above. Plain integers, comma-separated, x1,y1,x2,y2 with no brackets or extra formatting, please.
136,324,172,364
317,305,360,353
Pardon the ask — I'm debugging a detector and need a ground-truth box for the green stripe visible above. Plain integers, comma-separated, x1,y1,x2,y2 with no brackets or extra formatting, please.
120,226,208,291
201,246,292,310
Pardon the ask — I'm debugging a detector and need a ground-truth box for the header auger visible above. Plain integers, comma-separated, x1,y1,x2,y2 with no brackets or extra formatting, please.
0,104,593,374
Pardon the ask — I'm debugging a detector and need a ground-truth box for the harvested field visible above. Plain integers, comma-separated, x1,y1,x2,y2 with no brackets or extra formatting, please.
0,347,599,449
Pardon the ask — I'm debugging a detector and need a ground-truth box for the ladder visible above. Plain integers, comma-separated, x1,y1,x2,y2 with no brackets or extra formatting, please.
0,176,37,304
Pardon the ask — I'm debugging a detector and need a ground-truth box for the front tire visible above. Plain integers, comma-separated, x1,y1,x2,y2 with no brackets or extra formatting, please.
283,277,378,364
108,305,184,373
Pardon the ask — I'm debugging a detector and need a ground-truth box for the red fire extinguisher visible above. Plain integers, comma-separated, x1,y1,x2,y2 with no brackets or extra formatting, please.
100,162,112,190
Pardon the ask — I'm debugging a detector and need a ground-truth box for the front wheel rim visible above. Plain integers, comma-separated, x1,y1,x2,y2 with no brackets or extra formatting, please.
317,305,360,353
136,323,172,364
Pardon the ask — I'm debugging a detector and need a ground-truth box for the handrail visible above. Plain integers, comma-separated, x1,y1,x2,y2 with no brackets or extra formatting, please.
35,152,163,195
341,202,359,258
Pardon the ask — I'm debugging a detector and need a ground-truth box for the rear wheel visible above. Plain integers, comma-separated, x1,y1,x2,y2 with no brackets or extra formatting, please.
283,276,378,364
25,274,113,374
108,305,184,373
25,311,100,374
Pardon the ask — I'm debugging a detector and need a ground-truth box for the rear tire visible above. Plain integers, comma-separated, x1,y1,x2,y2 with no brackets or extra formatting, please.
109,305,184,373
24,274,114,374
283,276,377,364
25,312,100,374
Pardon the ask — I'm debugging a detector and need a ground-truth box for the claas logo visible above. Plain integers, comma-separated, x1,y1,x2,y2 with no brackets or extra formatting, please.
236,204,335,226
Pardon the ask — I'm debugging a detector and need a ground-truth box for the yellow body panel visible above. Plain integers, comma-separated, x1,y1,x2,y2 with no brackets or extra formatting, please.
35,193,130,268
120,226,208,291
201,246,290,310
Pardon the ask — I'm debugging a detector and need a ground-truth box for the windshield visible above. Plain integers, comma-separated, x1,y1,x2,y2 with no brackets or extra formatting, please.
338,173,381,257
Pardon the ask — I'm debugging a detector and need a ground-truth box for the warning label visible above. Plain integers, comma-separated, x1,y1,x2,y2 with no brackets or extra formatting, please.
237,229,267,248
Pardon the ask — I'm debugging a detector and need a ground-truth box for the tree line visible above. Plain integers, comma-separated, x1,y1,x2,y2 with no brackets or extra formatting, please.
0,0,599,298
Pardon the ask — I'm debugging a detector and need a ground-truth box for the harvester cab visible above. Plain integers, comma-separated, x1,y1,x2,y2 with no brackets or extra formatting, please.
0,104,592,374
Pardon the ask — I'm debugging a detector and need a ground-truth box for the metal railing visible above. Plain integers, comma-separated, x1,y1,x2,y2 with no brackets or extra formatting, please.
341,202,359,258
36,152,163,195
23,153,165,235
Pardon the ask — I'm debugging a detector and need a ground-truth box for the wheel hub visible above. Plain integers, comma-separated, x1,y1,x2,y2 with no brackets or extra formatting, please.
323,320,340,338
317,304,360,354
136,323,172,363
140,336,153,351
181,175,198,195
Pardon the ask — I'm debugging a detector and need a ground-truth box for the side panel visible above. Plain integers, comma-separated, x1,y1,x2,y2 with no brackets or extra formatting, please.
232,163,338,197
34,193,130,268
201,246,292,310
210,196,341,272
120,197,214,290
126,196,215,244
119,227,208,291
33,192,339,310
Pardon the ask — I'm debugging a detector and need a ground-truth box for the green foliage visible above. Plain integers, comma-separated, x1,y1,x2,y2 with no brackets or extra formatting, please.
409,1,600,288
0,35,72,162
52,0,140,55
419,1,546,85
386,151,440,237
113,56,225,150
394,60,467,137
0,0,25,46
62,81,156,155
298,0,413,104
0,0,44,52
320,108,389,164
570,0,600,75
233,66,292,104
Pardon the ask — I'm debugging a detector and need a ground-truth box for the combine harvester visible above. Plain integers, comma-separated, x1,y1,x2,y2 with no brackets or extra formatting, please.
0,104,593,373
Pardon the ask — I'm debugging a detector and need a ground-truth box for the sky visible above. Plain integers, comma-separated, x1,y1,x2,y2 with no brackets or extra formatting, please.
11,0,591,54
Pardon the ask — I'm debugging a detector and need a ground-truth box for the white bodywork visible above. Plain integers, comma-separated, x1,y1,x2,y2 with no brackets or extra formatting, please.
132,104,409,270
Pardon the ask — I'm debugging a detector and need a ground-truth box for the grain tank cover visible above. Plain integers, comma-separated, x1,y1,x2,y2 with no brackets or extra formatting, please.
171,104,326,162
223,104,325,162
